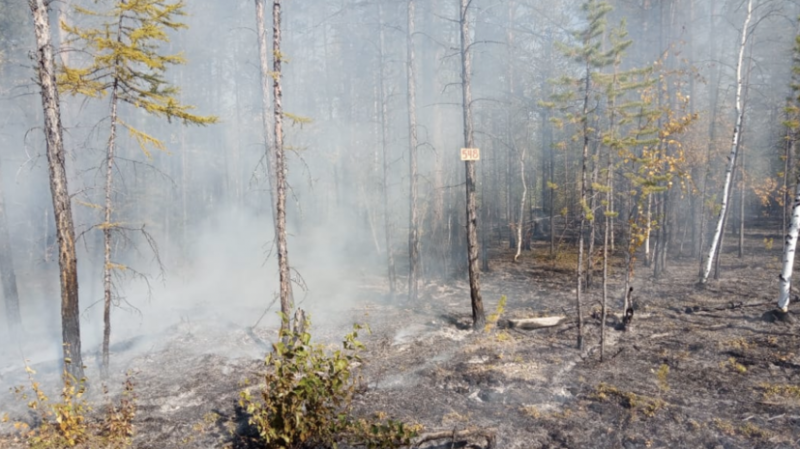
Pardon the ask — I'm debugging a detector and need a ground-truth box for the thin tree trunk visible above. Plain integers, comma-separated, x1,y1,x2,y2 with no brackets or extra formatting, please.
779,139,800,312
377,3,396,293
28,0,84,381
576,59,590,351
514,148,526,262
783,107,792,238
459,0,485,330
255,0,277,229
0,158,21,335
738,145,745,259
701,0,752,284
407,0,419,301
273,0,292,329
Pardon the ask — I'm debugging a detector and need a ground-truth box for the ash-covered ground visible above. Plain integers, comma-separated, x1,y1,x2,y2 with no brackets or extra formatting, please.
2,230,800,448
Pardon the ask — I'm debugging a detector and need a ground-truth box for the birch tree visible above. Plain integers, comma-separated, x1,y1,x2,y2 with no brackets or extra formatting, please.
59,0,217,378
28,0,84,382
777,27,800,313
700,0,753,284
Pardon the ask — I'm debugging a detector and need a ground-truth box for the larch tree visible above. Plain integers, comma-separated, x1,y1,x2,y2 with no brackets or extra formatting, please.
272,0,293,329
255,0,277,229
459,0,486,330
701,0,753,284
552,0,618,350
28,0,84,382
59,0,217,378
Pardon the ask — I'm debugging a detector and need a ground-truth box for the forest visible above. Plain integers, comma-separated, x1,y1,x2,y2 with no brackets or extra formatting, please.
1,0,800,447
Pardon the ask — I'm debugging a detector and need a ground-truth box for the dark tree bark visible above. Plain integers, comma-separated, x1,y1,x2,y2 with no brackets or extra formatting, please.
28,0,84,381
459,0,485,330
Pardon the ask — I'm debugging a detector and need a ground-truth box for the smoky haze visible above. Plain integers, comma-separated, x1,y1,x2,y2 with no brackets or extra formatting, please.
0,0,799,388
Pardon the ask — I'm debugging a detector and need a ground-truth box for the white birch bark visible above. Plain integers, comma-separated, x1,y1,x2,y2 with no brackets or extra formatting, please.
779,145,800,312
701,0,752,284
514,148,526,262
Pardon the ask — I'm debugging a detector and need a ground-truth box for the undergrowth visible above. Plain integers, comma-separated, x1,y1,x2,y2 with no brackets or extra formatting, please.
239,315,420,448
6,364,136,449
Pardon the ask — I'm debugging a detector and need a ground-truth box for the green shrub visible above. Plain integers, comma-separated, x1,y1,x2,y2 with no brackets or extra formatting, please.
239,316,419,448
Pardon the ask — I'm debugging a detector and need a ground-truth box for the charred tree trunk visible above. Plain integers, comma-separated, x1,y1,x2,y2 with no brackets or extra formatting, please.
407,0,419,301
459,0,485,330
273,0,293,329
28,0,84,381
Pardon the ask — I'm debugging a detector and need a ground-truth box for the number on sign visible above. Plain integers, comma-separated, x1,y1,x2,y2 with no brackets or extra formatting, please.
460,148,480,161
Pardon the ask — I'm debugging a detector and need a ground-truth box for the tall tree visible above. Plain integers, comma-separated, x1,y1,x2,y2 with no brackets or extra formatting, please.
60,0,217,377
255,0,277,229
27,0,83,381
0,156,21,334
701,0,753,284
777,24,800,313
553,0,617,350
376,2,396,296
273,0,293,328
407,0,420,302
459,0,485,330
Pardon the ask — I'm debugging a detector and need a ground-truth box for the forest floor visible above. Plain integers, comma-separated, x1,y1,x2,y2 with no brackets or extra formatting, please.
1,228,800,449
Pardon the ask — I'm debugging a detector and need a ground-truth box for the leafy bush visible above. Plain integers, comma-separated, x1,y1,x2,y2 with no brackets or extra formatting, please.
8,365,136,449
239,316,419,448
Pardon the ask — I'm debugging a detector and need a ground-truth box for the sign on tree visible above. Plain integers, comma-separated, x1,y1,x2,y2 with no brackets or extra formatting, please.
461,148,480,161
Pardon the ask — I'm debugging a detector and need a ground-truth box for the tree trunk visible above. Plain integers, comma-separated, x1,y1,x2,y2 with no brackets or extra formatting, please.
574,59,591,351
459,0,485,330
514,148,526,262
779,139,800,312
407,0,419,301
0,158,21,334
101,83,119,380
255,0,277,229
273,0,292,329
377,3,396,294
701,0,752,284
28,0,84,381
783,105,792,239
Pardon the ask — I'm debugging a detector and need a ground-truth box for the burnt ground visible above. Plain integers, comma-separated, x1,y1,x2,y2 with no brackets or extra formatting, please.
2,228,800,449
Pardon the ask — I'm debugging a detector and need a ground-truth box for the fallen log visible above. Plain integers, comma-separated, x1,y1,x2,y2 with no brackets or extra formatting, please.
413,427,496,449
507,316,565,330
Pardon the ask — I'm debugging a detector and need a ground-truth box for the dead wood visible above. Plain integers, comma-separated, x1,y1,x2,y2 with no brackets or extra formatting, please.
412,427,496,449
508,316,565,329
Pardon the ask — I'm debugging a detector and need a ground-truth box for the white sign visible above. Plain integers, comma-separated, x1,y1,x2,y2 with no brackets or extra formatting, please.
460,148,480,161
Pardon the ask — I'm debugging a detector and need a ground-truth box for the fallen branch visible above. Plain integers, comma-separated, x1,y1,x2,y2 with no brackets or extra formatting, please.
412,427,496,449
508,316,565,330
